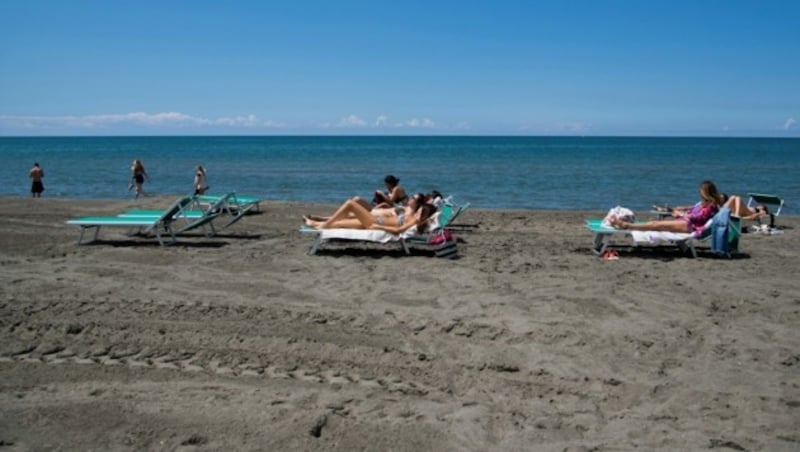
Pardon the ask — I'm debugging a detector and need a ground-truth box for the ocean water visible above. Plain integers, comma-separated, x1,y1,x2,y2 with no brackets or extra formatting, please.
1,136,797,212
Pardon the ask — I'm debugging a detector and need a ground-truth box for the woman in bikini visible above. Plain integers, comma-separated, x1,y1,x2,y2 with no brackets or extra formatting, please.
304,193,435,234
372,174,409,208
130,159,149,199
194,165,208,195
610,180,724,234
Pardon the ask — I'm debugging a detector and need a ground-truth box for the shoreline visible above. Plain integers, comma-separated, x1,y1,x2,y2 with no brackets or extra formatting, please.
1,196,798,450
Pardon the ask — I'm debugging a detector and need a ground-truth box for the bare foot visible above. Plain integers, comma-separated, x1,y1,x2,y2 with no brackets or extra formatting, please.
609,217,629,229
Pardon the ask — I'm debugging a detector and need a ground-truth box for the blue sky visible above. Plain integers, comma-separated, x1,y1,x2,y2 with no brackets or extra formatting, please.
1,1,798,136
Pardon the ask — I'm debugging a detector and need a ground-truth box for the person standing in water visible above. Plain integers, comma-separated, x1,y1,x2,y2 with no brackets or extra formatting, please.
130,159,149,199
29,162,45,198
194,165,208,195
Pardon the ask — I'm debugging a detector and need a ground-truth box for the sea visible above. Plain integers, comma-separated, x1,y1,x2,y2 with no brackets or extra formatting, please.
1,136,797,213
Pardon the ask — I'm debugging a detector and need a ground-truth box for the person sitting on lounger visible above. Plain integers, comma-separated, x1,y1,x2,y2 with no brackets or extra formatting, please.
610,180,723,234
372,174,408,208
305,193,435,233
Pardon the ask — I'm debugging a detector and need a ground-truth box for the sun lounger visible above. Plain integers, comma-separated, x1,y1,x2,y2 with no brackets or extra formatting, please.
586,208,739,258
117,193,233,237
746,193,784,216
300,225,421,255
66,196,220,246
193,192,261,228
300,211,445,256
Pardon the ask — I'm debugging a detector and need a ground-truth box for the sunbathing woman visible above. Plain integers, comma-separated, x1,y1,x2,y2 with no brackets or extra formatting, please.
611,180,724,234
305,194,436,234
308,193,427,223
724,195,769,220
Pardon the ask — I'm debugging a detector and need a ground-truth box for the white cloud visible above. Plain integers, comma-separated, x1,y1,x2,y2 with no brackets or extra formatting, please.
519,121,591,134
374,115,388,127
783,118,797,130
0,112,283,130
402,118,435,128
336,114,367,127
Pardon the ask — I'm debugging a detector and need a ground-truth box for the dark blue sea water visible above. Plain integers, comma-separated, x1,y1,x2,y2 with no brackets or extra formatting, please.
1,136,797,212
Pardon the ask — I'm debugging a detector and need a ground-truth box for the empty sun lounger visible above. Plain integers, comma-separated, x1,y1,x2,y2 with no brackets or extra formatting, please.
66,196,220,246
193,192,261,228
117,193,233,237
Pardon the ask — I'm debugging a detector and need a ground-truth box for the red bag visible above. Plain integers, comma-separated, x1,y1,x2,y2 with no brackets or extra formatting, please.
428,229,458,258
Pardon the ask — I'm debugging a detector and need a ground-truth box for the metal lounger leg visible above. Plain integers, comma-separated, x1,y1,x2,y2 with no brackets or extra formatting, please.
593,233,608,255
308,234,323,255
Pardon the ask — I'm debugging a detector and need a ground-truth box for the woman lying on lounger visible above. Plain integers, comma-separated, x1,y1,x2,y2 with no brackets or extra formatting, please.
723,195,770,220
308,193,426,222
610,180,724,234
304,193,436,233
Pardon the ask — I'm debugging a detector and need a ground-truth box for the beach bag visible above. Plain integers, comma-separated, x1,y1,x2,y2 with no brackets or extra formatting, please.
602,206,635,228
428,229,458,259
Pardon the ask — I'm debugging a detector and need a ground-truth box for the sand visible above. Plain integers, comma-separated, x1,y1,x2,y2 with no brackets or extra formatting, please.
0,196,798,451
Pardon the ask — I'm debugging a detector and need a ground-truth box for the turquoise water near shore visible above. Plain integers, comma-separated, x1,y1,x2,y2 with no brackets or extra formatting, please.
1,136,797,212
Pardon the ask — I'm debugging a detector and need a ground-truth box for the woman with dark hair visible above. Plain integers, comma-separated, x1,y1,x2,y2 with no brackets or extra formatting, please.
611,180,724,234
372,174,408,207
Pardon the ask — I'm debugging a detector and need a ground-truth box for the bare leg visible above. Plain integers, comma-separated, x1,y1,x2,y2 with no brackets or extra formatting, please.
321,199,376,229
724,196,754,217
611,218,690,233
353,196,372,210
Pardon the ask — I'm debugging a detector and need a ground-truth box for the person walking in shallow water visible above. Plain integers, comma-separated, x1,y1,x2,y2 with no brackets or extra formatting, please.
194,165,208,195
130,159,149,199
29,163,45,198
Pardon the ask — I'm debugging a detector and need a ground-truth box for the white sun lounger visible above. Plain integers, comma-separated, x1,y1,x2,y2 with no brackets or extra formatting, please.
300,225,422,255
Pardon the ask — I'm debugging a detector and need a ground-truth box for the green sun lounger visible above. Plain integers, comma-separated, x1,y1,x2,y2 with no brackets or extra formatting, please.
746,193,784,216
116,193,233,237
66,196,217,246
193,192,261,228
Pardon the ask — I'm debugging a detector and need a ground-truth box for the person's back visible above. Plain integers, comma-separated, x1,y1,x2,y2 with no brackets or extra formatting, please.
29,163,44,198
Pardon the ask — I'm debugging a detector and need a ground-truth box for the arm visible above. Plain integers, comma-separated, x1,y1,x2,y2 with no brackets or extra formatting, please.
388,187,406,203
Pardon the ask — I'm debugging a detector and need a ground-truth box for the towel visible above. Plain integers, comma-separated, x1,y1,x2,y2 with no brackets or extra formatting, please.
630,231,694,245
316,225,420,243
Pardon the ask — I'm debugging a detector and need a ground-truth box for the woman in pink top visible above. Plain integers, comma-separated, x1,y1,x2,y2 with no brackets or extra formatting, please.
610,180,723,234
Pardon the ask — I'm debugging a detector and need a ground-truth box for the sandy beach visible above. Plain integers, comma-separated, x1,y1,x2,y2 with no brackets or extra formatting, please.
0,195,798,451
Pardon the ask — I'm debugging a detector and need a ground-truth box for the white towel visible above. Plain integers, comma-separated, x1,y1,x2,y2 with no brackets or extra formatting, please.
630,231,694,245
319,225,419,243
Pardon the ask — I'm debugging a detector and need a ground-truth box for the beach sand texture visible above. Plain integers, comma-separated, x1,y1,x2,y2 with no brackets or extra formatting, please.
1,196,798,451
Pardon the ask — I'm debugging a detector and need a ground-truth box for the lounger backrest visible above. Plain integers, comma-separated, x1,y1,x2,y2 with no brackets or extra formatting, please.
438,204,454,227
158,196,195,224
747,193,785,215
